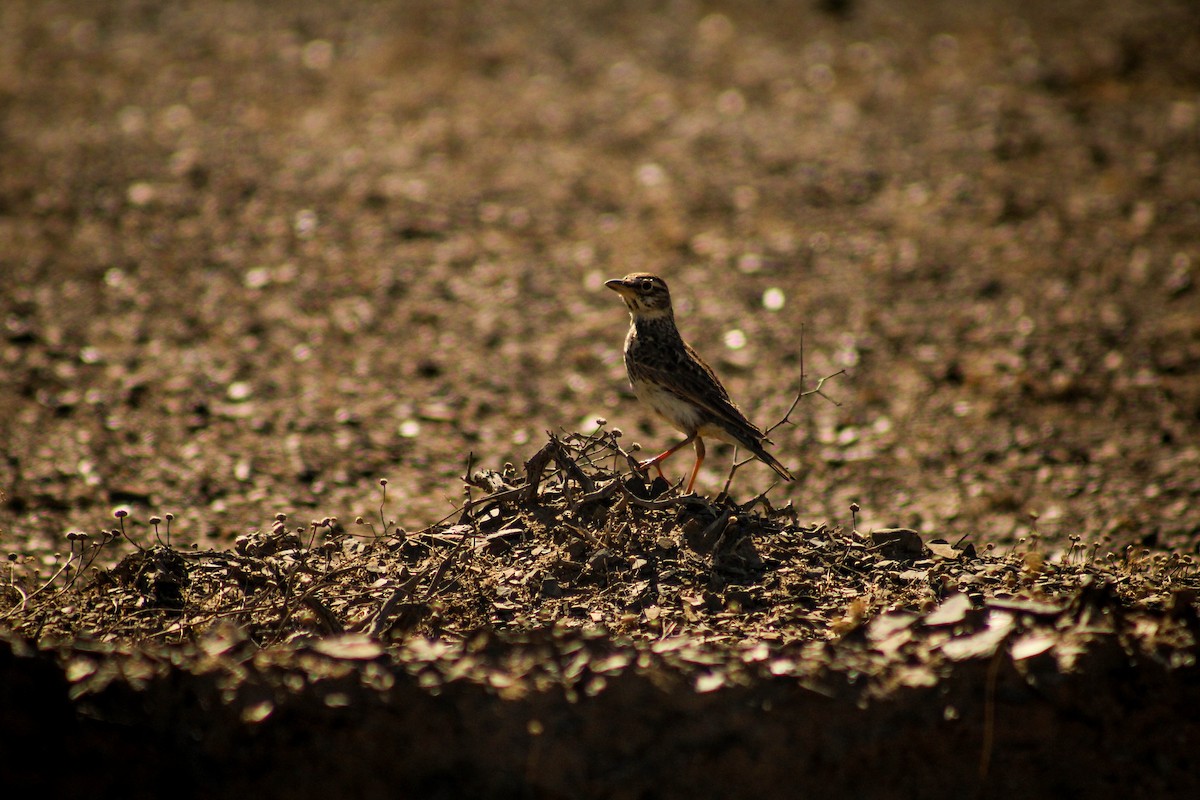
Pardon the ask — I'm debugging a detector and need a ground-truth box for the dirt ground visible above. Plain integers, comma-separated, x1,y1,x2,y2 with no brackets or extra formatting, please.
2,0,1199,559
2,2,1200,795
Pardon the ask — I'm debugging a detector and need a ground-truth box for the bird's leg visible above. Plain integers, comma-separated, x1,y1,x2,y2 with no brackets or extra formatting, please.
637,433,696,478
685,436,706,494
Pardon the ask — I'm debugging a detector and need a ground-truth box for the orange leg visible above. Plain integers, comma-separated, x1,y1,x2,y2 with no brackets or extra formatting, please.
638,432,696,480
685,436,706,494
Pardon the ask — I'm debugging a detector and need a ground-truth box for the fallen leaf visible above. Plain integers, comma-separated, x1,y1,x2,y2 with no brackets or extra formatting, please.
924,593,973,627
313,635,383,660
940,612,1015,661
1010,632,1056,660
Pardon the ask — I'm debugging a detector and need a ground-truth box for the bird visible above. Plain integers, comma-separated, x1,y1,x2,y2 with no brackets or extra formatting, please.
605,272,793,494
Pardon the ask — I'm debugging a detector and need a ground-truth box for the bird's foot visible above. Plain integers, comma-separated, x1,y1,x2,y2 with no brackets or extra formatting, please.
635,459,667,481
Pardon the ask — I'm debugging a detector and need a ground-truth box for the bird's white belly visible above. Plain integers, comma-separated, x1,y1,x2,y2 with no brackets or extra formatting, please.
633,380,703,434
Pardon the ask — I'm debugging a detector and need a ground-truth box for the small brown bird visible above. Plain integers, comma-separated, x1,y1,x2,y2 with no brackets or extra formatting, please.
606,272,793,493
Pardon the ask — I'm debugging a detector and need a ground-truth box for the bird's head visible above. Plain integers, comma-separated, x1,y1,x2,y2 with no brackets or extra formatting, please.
605,273,673,319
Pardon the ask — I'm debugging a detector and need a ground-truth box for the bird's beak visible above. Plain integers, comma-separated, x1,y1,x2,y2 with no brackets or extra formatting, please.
605,278,631,295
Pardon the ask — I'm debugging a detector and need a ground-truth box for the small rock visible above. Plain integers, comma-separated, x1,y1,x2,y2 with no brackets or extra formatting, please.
871,528,924,560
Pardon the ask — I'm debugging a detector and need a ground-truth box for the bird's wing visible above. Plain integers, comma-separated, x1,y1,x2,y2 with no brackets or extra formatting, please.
636,341,770,445
631,340,794,481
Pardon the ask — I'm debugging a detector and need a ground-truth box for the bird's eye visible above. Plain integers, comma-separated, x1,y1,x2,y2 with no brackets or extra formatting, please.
639,279,653,292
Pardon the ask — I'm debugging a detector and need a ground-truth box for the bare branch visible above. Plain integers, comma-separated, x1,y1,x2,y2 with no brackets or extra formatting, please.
717,326,845,493
767,369,846,435
720,453,758,497
522,438,557,502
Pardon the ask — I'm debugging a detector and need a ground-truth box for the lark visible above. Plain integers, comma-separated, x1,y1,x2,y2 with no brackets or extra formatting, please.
606,273,794,493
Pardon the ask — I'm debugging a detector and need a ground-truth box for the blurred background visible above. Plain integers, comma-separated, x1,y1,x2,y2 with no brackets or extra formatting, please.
1,0,1198,558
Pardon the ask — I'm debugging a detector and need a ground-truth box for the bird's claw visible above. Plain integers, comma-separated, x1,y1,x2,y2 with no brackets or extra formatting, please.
635,459,667,480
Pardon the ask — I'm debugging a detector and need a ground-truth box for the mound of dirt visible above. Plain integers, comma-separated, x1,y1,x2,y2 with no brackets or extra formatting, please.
3,432,1198,797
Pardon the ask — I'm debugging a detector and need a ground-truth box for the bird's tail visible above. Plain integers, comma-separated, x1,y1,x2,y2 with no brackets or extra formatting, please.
729,427,794,481
715,419,795,482
748,442,794,482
